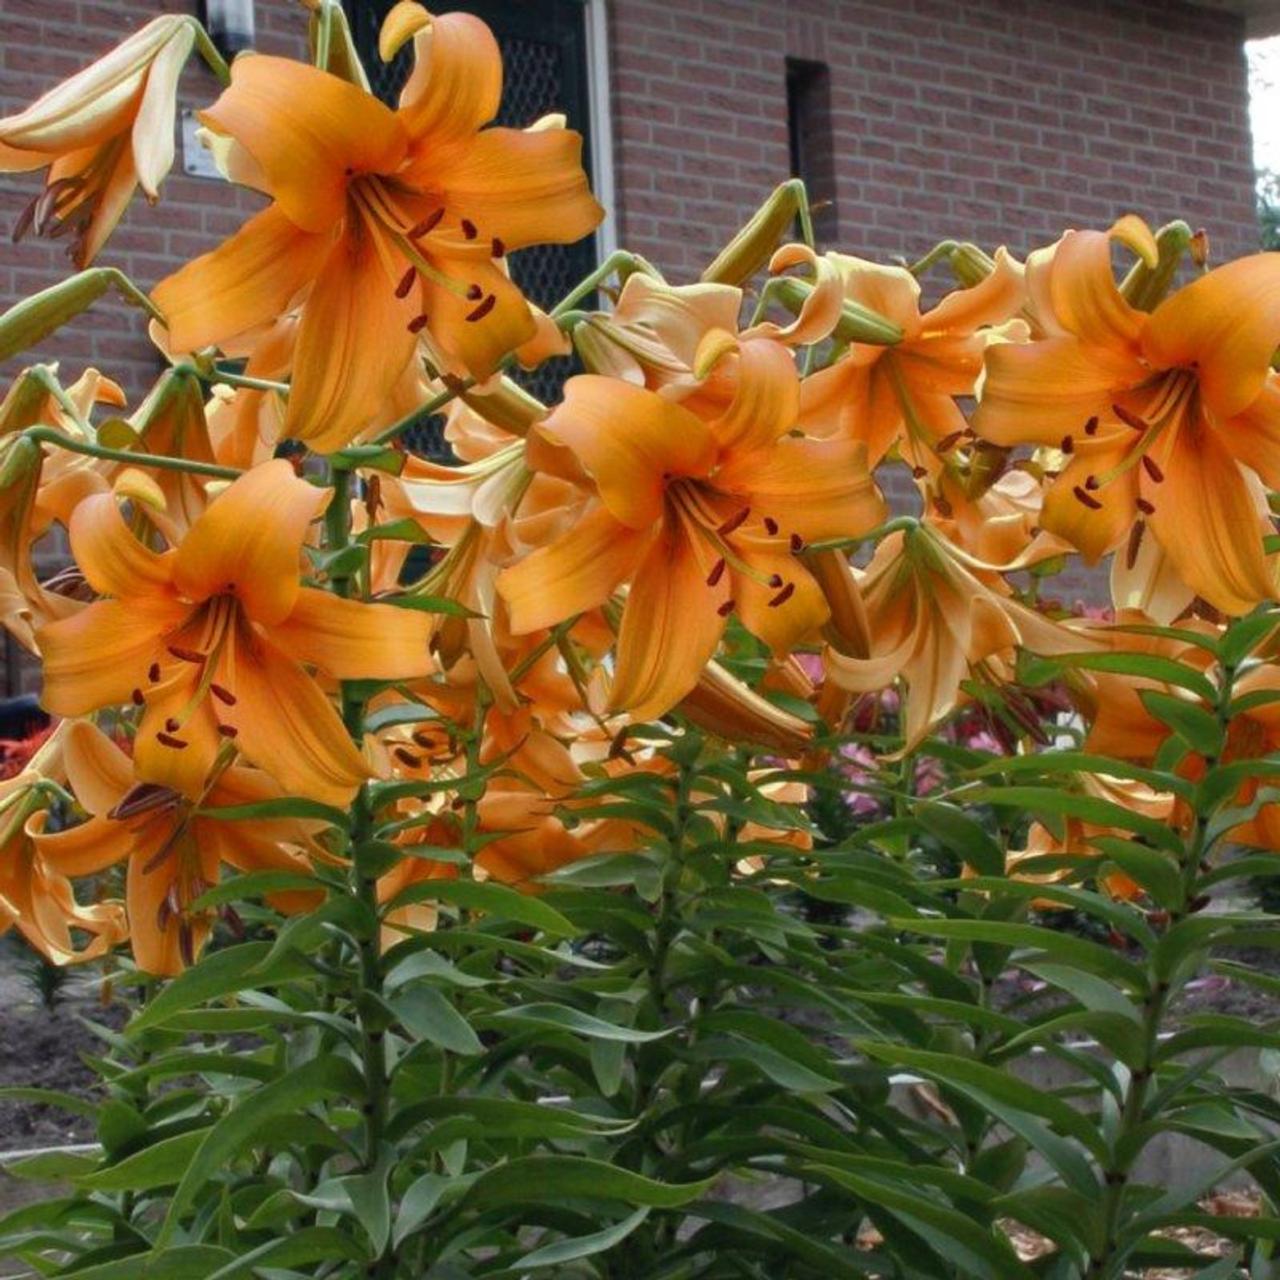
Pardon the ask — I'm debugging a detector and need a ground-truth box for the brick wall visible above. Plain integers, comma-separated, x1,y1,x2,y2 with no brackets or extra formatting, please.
608,0,1260,276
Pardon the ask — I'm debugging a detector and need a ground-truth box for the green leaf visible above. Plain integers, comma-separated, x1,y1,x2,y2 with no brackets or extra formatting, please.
484,1002,671,1042
509,1208,650,1270
389,879,577,936
157,1056,365,1247
39,1246,236,1279
1088,837,1183,909
462,1156,712,1211
1139,690,1224,757
190,869,325,912
915,802,1004,875
1218,610,1280,666
1033,649,1217,701
78,1129,207,1193
392,986,483,1055
358,516,432,545
204,1227,368,1279
806,1164,1036,1280
0,1085,96,1118
386,593,480,618
127,942,310,1034
962,786,1182,852
330,442,406,474
195,795,351,830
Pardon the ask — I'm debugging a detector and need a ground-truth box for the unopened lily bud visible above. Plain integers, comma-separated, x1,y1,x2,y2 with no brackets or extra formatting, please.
947,242,997,288
701,179,804,285
1120,220,1194,312
0,270,115,363
806,548,871,659
460,377,546,436
679,659,812,755
0,434,40,492
309,1,371,87
769,276,904,346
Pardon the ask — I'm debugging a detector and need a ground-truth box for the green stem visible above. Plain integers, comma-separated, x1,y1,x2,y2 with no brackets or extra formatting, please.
802,515,919,557
187,19,232,85
326,467,394,1276
206,367,290,395
23,425,242,480
1085,660,1237,1280
314,0,334,70
550,250,647,317
370,379,478,448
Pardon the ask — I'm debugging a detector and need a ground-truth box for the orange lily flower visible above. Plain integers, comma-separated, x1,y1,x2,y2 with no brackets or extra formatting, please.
498,339,886,719
0,15,194,266
973,217,1280,616
825,524,1087,750
798,249,1025,472
33,721,325,975
1005,773,1178,904
0,723,126,965
37,459,433,805
152,7,601,454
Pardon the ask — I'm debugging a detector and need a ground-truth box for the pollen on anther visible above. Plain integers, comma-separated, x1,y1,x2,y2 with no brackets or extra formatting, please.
466,283,483,301
165,718,180,733
168,645,205,664
717,507,751,537
460,218,478,240
1136,497,1155,515
394,266,417,299
1084,474,1099,491
217,724,238,739
935,429,965,454
1114,403,1148,432
409,208,445,238
1060,435,1074,454
156,731,188,749
408,313,430,334
210,683,237,706
491,237,505,258
394,747,422,768
767,573,784,588
1141,455,1164,483
148,662,161,683
466,294,497,322
768,583,796,608
131,688,144,706
763,516,779,536
1073,485,1103,510
717,599,736,617
706,558,727,587
1084,416,1100,436
789,533,805,553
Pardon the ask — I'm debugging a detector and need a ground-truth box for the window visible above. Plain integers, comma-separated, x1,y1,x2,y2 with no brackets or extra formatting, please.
786,58,837,243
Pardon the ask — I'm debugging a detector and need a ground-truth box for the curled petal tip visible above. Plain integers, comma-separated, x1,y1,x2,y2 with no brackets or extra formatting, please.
379,0,431,61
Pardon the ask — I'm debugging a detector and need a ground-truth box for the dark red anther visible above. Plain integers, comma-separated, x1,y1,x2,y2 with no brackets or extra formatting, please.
911,465,927,480
491,237,505,258
460,218,477,240
466,294,497,322
1136,497,1155,515
210,683,236,706
165,717,180,733
763,516,779,536
935,430,965,453
768,582,796,608
466,283,483,301
148,662,161,683
408,313,430,334
717,506,751,537
1141,454,1164,483
717,599,736,617
789,533,805,553
409,208,445,238
1113,403,1148,432
168,645,205,664
1084,415,1099,436
1073,485,1102,510
394,265,417,299
156,731,188,749
1084,474,1099,490
767,573,783,588
394,747,422,768
706,558,727,587
1060,435,1074,454
131,688,144,706
217,724,238,738
1126,520,1145,570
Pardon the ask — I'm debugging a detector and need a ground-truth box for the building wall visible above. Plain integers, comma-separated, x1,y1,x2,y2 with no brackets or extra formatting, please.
0,0,1262,686
608,0,1259,275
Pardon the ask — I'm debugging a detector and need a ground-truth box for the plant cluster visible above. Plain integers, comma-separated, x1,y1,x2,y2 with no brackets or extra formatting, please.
0,5,1279,1277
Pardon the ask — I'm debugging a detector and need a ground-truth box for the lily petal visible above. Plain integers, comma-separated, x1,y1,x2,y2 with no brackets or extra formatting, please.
273,586,433,680
67,492,172,599
172,460,328,626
